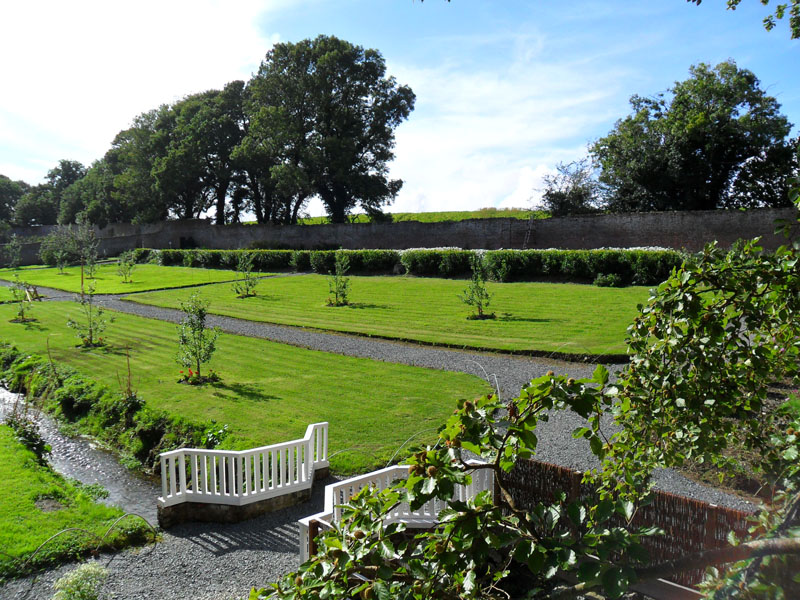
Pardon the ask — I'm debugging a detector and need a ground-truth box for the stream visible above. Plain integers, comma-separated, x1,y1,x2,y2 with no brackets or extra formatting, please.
0,387,160,524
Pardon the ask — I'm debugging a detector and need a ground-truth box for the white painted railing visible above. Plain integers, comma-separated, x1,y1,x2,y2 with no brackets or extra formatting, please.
158,422,328,508
298,461,493,562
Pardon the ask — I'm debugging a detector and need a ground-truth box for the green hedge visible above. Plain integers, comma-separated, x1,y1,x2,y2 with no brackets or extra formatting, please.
482,249,684,286
0,343,220,471
129,248,684,286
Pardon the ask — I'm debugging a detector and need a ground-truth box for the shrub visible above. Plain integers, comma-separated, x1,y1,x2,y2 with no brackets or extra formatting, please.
401,250,474,277
117,250,136,283
593,272,624,287
310,250,336,274
291,250,312,272
52,562,109,600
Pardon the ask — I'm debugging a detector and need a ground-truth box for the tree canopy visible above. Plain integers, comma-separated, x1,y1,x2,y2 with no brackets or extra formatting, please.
591,60,797,213
17,36,414,228
242,35,415,223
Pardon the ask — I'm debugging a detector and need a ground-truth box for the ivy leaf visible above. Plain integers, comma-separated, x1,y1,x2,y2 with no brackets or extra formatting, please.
371,581,391,600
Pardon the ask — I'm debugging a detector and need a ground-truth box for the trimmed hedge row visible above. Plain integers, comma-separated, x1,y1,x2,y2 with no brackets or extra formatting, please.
0,343,222,472
131,248,684,286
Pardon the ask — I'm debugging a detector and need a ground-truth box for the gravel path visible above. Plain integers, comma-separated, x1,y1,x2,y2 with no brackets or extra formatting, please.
0,280,757,600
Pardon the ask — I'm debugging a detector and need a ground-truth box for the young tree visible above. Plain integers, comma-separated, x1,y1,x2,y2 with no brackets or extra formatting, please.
176,292,220,383
591,60,797,212
116,250,137,284
326,252,351,306
8,275,34,323
232,252,258,298
66,281,108,347
459,253,494,319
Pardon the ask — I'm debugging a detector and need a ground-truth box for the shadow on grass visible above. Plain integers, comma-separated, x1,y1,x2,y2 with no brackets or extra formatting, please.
498,312,554,324
346,302,391,310
211,381,280,403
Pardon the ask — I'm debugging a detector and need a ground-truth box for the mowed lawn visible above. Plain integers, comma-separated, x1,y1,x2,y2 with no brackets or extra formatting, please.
0,426,145,576
0,264,268,295
0,302,489,473
128,275,649,355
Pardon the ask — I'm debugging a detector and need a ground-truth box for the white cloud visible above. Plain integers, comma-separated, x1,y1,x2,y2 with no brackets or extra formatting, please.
384,38,632,214
0,0,283,183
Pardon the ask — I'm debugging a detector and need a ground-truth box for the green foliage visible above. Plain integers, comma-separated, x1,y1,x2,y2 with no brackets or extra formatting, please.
232,252,258,298
688,0,800,40
400,249,473,277
541,159,600,216
3,233,22,269
52,562,109,600
9,274,34,322
176,292,220,381
327,252,351,306
3,399,50,464
483,248,684,285
66,282,108,348
592,60,797,212
593,272,623,287
459,253,494,319
116,250,136,283
257,198,800,599
242,35,415,223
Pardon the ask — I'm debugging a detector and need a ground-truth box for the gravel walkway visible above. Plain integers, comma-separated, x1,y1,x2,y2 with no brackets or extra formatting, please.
0,280,757,600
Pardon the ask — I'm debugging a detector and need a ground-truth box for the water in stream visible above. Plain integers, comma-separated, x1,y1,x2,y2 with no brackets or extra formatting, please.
0,388,160,524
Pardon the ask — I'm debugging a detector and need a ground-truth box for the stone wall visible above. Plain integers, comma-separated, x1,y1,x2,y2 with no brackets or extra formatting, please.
9,207,797,265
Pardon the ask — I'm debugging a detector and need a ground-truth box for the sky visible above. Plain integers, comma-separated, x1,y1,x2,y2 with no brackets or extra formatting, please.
0,0,798,217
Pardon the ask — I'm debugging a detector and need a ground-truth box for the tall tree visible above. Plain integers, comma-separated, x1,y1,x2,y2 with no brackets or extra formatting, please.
14,184,58,226
58,159,121,228
105,107,172,223
0,175,29,223
243,35,415,223
591,60,796,212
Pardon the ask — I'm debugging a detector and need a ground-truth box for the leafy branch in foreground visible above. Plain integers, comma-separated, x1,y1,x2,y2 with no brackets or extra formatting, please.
254,194,800,599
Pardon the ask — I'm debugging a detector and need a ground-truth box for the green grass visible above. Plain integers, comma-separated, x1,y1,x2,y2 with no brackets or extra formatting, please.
0,302,488,474
298,208,549,225
0,264,270,294
0,425,147,577
126,275,648,356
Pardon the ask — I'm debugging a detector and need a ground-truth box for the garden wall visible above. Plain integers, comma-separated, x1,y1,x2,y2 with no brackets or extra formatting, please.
10,207,796,265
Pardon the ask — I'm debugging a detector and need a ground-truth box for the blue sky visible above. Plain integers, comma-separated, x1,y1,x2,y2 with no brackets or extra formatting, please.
1,0,797,216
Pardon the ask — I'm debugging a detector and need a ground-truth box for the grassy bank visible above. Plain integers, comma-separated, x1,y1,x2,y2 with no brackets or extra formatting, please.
127,275,648,356
0,302,488,474
297,208,548,225
0,425,150,579
0,264,267,294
